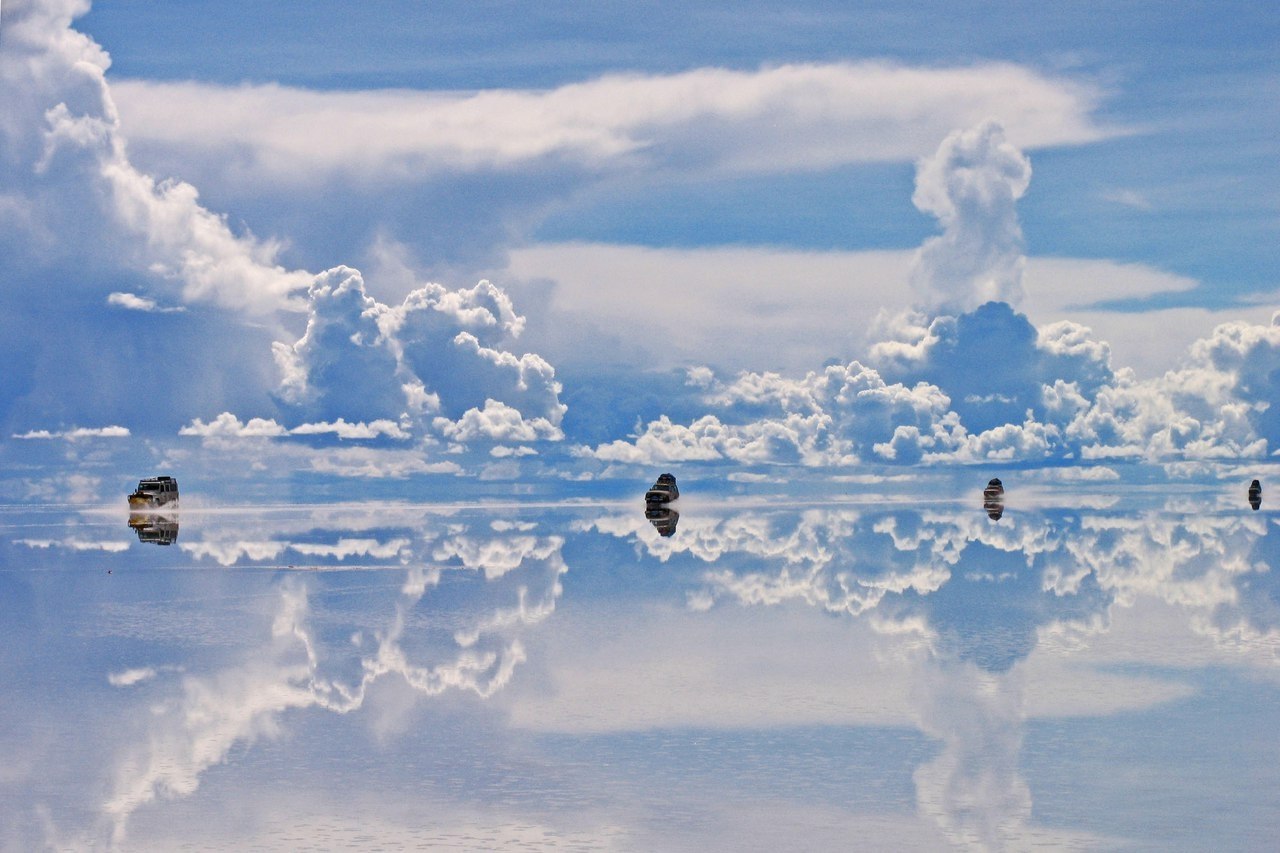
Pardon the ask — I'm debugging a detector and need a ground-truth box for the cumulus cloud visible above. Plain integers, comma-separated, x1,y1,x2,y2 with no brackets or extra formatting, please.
910,121,1032,315
179,413,288,438
1,0,311,314
583,123,1280,470
504,243,1209,378
434,400,563,443
289,418,410,440
181,540,288,567
272,266,565,446
0,3,564,452
179,412,408,442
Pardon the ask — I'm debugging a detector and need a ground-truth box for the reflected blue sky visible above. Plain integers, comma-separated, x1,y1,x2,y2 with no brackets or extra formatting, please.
2,494,1278,849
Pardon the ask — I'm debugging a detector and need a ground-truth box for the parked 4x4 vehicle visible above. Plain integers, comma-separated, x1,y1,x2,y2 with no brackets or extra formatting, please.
645,473,679,504
128,476,179,508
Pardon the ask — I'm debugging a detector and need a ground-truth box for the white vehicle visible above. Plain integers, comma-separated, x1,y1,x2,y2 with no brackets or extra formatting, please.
128,476,179,509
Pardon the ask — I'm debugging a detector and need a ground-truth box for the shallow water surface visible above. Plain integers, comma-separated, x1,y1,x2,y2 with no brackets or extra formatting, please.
1,494,1277,850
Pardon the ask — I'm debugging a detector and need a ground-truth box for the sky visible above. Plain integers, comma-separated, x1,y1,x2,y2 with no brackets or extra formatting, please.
1,0,1279,498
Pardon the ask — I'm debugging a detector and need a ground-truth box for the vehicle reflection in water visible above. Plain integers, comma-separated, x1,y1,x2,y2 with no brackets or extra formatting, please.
644,504,680,537
127,512,179,546
983,478,1005,520
4,495,1280,850
1250,478,1262,510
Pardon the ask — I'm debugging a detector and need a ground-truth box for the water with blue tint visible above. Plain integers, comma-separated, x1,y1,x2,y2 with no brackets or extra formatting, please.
1,491,1278,850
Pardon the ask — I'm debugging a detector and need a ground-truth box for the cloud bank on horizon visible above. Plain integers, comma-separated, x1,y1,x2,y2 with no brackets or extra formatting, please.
589,123,1280,469
0,0,566,459
1,0,1278,486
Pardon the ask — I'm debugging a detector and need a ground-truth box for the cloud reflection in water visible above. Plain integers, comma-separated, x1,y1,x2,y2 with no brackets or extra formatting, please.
2,496,1278,849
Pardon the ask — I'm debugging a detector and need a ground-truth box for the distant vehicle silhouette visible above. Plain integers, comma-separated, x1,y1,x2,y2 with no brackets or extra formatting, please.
645,473,679,504
983,478,1004,500
1249,479,1262,511
984,499,1004,521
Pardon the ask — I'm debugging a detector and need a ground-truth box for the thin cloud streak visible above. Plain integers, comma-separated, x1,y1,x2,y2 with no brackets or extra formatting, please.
109,62,1113,185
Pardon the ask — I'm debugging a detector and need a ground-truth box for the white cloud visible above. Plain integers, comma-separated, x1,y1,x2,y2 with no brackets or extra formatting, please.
504,242,1209,376
490,445,537,458
179,412,288,438
272,267,565,447
107,291,184,313
1100,188,1154,210
1045,465,1122,482
289,418,410,440
102,522,568,843
12,425,129,440
1,3,565,451
179,413,418,443
15,537,130,553
181,540,288,566
303,448,462,479
107,667,158,687
910,121,1032,314
289,537,411,560
1,0,311,314
577,124,1280,468
435,399,564,443
109,62,1111,186
19,472,104,504
107,665,182,687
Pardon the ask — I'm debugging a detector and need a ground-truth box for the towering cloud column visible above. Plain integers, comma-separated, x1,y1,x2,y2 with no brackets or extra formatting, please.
909,121,1032,316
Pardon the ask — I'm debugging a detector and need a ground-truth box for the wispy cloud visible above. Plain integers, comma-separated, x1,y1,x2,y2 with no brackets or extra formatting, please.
1100,188,1154,210
110,62,1113,186
12,425,130,440
16,538,130,553
107,291,185,313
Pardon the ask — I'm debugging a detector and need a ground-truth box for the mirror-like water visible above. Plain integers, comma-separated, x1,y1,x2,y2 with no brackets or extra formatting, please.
2,495,1277,850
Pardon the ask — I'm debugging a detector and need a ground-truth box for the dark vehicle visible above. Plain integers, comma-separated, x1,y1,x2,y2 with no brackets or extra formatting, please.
983,477,1005,520
128,513,179,546
128,476,179,509
645,505,680,537
1249,479,1262,511
645,473,679,504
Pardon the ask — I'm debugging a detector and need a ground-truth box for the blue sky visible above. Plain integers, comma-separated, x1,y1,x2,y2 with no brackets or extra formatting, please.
75,0,1277,290
1,0,1279,496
